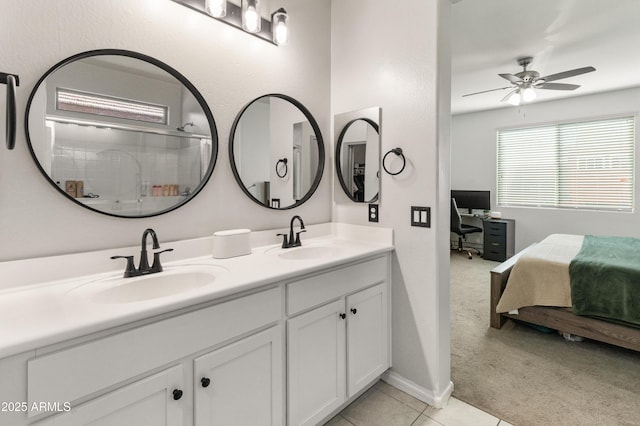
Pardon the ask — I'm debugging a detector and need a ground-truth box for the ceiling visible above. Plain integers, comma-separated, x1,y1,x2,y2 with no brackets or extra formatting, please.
451,0,640,115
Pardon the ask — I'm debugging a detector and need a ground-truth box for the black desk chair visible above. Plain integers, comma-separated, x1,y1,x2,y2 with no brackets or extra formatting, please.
450,198,483,259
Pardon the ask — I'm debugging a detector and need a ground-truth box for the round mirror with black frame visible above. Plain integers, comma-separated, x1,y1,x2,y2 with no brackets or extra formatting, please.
335,117,380,203
229,94,325,209
25,49,218,218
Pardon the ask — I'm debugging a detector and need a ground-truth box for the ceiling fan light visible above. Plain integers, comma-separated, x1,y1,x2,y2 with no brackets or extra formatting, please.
522,87,536,102
507,91,521,106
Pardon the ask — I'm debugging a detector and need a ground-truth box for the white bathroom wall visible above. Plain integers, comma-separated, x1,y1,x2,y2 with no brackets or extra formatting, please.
0,0,331,260
452,87,640,251
331,0,453,406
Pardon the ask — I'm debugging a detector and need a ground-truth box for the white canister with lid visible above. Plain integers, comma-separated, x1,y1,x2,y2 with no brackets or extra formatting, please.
212,229,251,259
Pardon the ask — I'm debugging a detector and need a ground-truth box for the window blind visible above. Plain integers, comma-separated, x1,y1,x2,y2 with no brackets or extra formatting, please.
497,116,635,211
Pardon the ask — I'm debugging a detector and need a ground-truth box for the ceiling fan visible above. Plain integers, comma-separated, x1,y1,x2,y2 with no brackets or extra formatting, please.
463,57,596,105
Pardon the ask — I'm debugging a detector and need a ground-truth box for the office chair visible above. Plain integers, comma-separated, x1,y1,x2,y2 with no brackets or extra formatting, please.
353,174,365,201
450,198,483,259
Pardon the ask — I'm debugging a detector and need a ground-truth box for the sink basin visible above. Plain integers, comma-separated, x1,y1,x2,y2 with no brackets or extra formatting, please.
276,246,344,260
69,266,223,304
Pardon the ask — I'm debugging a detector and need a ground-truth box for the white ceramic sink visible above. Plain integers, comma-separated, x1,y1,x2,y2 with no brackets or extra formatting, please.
69,266,223,304
276,245,345,260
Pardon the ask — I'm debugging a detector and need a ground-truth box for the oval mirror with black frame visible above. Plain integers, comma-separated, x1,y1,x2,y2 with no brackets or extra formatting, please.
334,107,381,203
229,94,325,209
25,49,218,218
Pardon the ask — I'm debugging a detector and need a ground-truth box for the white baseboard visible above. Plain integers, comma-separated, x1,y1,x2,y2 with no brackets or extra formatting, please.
381,370,454,409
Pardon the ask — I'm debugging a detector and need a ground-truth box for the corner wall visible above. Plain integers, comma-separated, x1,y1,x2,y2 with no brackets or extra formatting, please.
331,0,453,405
452,87,640,251
0,0,331,260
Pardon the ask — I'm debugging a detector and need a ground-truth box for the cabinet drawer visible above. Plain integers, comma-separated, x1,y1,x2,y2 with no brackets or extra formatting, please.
287,256,388,315
484,222,506,235
484,234,505,247
27,287,281,414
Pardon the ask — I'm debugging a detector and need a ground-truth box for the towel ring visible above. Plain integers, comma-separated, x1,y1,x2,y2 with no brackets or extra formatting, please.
275,158,288,178
382,147,406,176
1,72,19,150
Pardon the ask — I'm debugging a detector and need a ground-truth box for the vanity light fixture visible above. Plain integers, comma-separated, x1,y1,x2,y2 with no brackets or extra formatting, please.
171,0,288,46
205,0,226,18
242,0,261,33
271,8,289,45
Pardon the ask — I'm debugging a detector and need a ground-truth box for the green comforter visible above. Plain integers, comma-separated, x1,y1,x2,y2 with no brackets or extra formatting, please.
569,235,640,327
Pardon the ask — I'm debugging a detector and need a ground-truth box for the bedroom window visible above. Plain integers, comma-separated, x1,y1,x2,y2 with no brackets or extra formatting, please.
497,116,635,211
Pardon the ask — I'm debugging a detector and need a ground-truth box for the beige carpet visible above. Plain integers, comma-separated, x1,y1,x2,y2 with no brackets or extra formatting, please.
449,252,640,426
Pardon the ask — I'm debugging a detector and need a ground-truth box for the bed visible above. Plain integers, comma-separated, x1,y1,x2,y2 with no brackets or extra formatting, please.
490,234,640,352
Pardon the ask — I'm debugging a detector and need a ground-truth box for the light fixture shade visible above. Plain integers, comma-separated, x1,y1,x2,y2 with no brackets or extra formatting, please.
522,87,536,102
507,90,521,106
205,0,227,18
242,0,261,33
272,8,289,45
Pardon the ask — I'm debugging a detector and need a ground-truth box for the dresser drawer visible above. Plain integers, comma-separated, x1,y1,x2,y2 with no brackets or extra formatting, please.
484,243,506,261
484,236,506,251
484,221,506,236
287,255,388,315
27,287,282,412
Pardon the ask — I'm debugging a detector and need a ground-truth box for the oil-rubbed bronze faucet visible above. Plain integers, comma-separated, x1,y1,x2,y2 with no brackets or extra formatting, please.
277,216,306,248
111,228,173,277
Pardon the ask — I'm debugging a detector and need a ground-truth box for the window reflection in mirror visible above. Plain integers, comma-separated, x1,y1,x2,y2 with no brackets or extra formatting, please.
334,107,381,203
230,94,324,209
25,50,218,218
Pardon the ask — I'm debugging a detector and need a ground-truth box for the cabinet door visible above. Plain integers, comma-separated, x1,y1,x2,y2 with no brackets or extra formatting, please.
287,299,346,426
34,365,184,426
193,326,283,426
346,283,389,398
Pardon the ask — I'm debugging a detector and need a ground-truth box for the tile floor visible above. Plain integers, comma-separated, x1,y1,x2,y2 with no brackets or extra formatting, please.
325,381,514,426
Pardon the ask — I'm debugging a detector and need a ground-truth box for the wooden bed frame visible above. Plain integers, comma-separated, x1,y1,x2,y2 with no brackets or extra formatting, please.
490,245,640,352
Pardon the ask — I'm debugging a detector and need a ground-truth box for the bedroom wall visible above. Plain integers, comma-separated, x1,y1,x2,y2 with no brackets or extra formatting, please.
451,87,640,251
0,0,331,260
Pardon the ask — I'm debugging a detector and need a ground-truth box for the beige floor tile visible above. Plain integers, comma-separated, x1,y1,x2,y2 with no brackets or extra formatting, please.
497,421,514,426
374,380,429,413
324,414,355,426
423,397,500,426
411,414,444,426
340,388,423,426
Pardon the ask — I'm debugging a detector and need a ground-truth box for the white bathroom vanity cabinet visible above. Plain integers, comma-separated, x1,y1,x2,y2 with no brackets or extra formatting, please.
0,227,392,426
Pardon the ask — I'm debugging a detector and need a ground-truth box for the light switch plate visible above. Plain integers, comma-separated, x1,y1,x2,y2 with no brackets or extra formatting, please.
368,204,379,222
411,206,430,227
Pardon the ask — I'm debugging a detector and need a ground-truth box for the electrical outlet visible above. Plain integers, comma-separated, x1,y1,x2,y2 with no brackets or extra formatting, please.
368,204,379,222
411,206,430,227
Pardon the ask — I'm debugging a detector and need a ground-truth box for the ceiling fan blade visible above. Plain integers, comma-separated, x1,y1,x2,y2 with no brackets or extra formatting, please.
499,73,522,84
536,82,580,91
539,66,595,82
462,86,513,97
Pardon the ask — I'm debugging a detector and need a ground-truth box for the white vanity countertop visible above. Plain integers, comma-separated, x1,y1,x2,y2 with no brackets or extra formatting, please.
0,223,393,359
